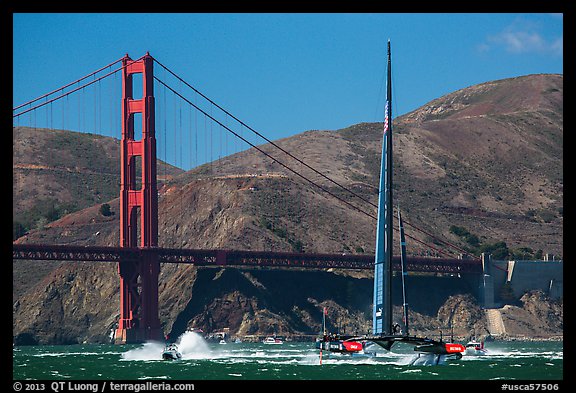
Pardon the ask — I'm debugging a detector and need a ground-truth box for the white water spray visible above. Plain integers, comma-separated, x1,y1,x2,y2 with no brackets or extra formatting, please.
177,331,212,359
120,331,212,361
121,341,165,361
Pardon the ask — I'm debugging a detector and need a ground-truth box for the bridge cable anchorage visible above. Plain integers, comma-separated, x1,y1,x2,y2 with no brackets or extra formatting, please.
151,56,475,259
154,76,377,221
13,56,145,118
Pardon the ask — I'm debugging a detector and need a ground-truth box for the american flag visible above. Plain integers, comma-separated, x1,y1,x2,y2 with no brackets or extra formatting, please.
383,101,389,134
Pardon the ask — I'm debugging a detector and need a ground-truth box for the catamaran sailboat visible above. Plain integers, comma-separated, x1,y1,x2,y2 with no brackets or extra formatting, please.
315,40,464,364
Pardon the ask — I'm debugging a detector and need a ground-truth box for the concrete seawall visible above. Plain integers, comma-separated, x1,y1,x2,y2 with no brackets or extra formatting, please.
391,253,563,312
481,254,563,308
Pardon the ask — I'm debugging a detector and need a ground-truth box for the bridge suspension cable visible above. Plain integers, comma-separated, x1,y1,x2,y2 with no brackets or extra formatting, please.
13,57,124,111
154,75,377,222
151,56,476,259
155,75,463,259
152,57,377,210
13,56,145,118
12,53,477,259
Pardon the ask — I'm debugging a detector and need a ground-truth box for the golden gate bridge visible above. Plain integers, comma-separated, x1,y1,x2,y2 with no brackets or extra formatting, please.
13,52,481,344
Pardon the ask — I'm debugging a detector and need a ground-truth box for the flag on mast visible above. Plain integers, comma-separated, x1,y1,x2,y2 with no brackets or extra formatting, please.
383,101,389,135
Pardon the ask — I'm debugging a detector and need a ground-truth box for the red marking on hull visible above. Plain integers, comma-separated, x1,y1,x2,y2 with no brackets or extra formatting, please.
342,342,363,352
445,343,465,353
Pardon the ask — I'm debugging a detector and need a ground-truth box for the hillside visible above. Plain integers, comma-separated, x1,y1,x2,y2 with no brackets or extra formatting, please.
12,127,183,239
169,74,563,258
12,74,563,344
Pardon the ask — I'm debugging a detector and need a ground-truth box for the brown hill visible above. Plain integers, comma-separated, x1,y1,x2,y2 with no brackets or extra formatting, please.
12,74,563,344
13,127,183,238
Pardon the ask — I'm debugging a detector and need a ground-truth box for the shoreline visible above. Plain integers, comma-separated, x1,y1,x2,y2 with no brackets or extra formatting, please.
220,333,564,344
13,330,564,346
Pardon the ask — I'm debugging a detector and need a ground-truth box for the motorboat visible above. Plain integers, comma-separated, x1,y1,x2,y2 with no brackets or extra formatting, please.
161,343,182,360
263,336,283,344
464,338,487,356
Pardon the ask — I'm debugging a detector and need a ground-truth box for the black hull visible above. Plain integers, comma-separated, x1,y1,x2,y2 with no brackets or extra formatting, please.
162,352,181,361
345,334,464,355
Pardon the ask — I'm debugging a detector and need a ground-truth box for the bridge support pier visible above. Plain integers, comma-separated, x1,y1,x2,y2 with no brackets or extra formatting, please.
114,53,163,344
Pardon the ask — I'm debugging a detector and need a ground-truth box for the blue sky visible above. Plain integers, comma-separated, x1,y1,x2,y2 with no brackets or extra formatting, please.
12,13,563,169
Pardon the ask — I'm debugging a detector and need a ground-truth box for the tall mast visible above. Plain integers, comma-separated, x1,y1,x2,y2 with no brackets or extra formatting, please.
373,39,393,335
398,206,409,335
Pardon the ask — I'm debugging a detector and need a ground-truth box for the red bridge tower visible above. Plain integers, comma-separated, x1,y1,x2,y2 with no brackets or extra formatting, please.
114,53,163,344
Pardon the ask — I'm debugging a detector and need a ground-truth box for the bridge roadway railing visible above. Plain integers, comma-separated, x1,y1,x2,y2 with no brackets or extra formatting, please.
12,244,482,274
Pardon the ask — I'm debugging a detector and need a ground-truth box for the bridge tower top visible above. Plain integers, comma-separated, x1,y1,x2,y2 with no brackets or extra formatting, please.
120,53,157,248
116,53,161,344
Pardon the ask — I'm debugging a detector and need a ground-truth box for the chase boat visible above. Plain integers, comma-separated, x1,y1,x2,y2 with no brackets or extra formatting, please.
263,336,283,344
464,338,487,356
161,343,182,360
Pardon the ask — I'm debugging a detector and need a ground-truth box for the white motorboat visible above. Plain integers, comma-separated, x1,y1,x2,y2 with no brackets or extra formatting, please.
263,336,283,344
464,339,487,356
161,343,182,360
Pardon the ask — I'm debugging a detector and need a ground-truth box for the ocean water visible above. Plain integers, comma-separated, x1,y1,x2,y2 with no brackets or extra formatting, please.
13,332,563,382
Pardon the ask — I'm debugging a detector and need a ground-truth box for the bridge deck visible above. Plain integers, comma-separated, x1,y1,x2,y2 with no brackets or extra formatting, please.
12,244,482,273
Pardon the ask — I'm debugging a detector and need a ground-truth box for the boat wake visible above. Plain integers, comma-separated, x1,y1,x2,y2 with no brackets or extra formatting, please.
121,341,165,361
460,347,562,361
407,353,457,366
121,332,212,361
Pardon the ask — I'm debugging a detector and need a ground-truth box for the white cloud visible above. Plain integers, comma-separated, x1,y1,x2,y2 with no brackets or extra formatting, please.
550,36,563,56
491,29,546,53
481,17,562,56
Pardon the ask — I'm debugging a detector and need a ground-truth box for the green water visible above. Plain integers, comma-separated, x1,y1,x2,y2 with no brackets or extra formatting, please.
13,334,562,381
